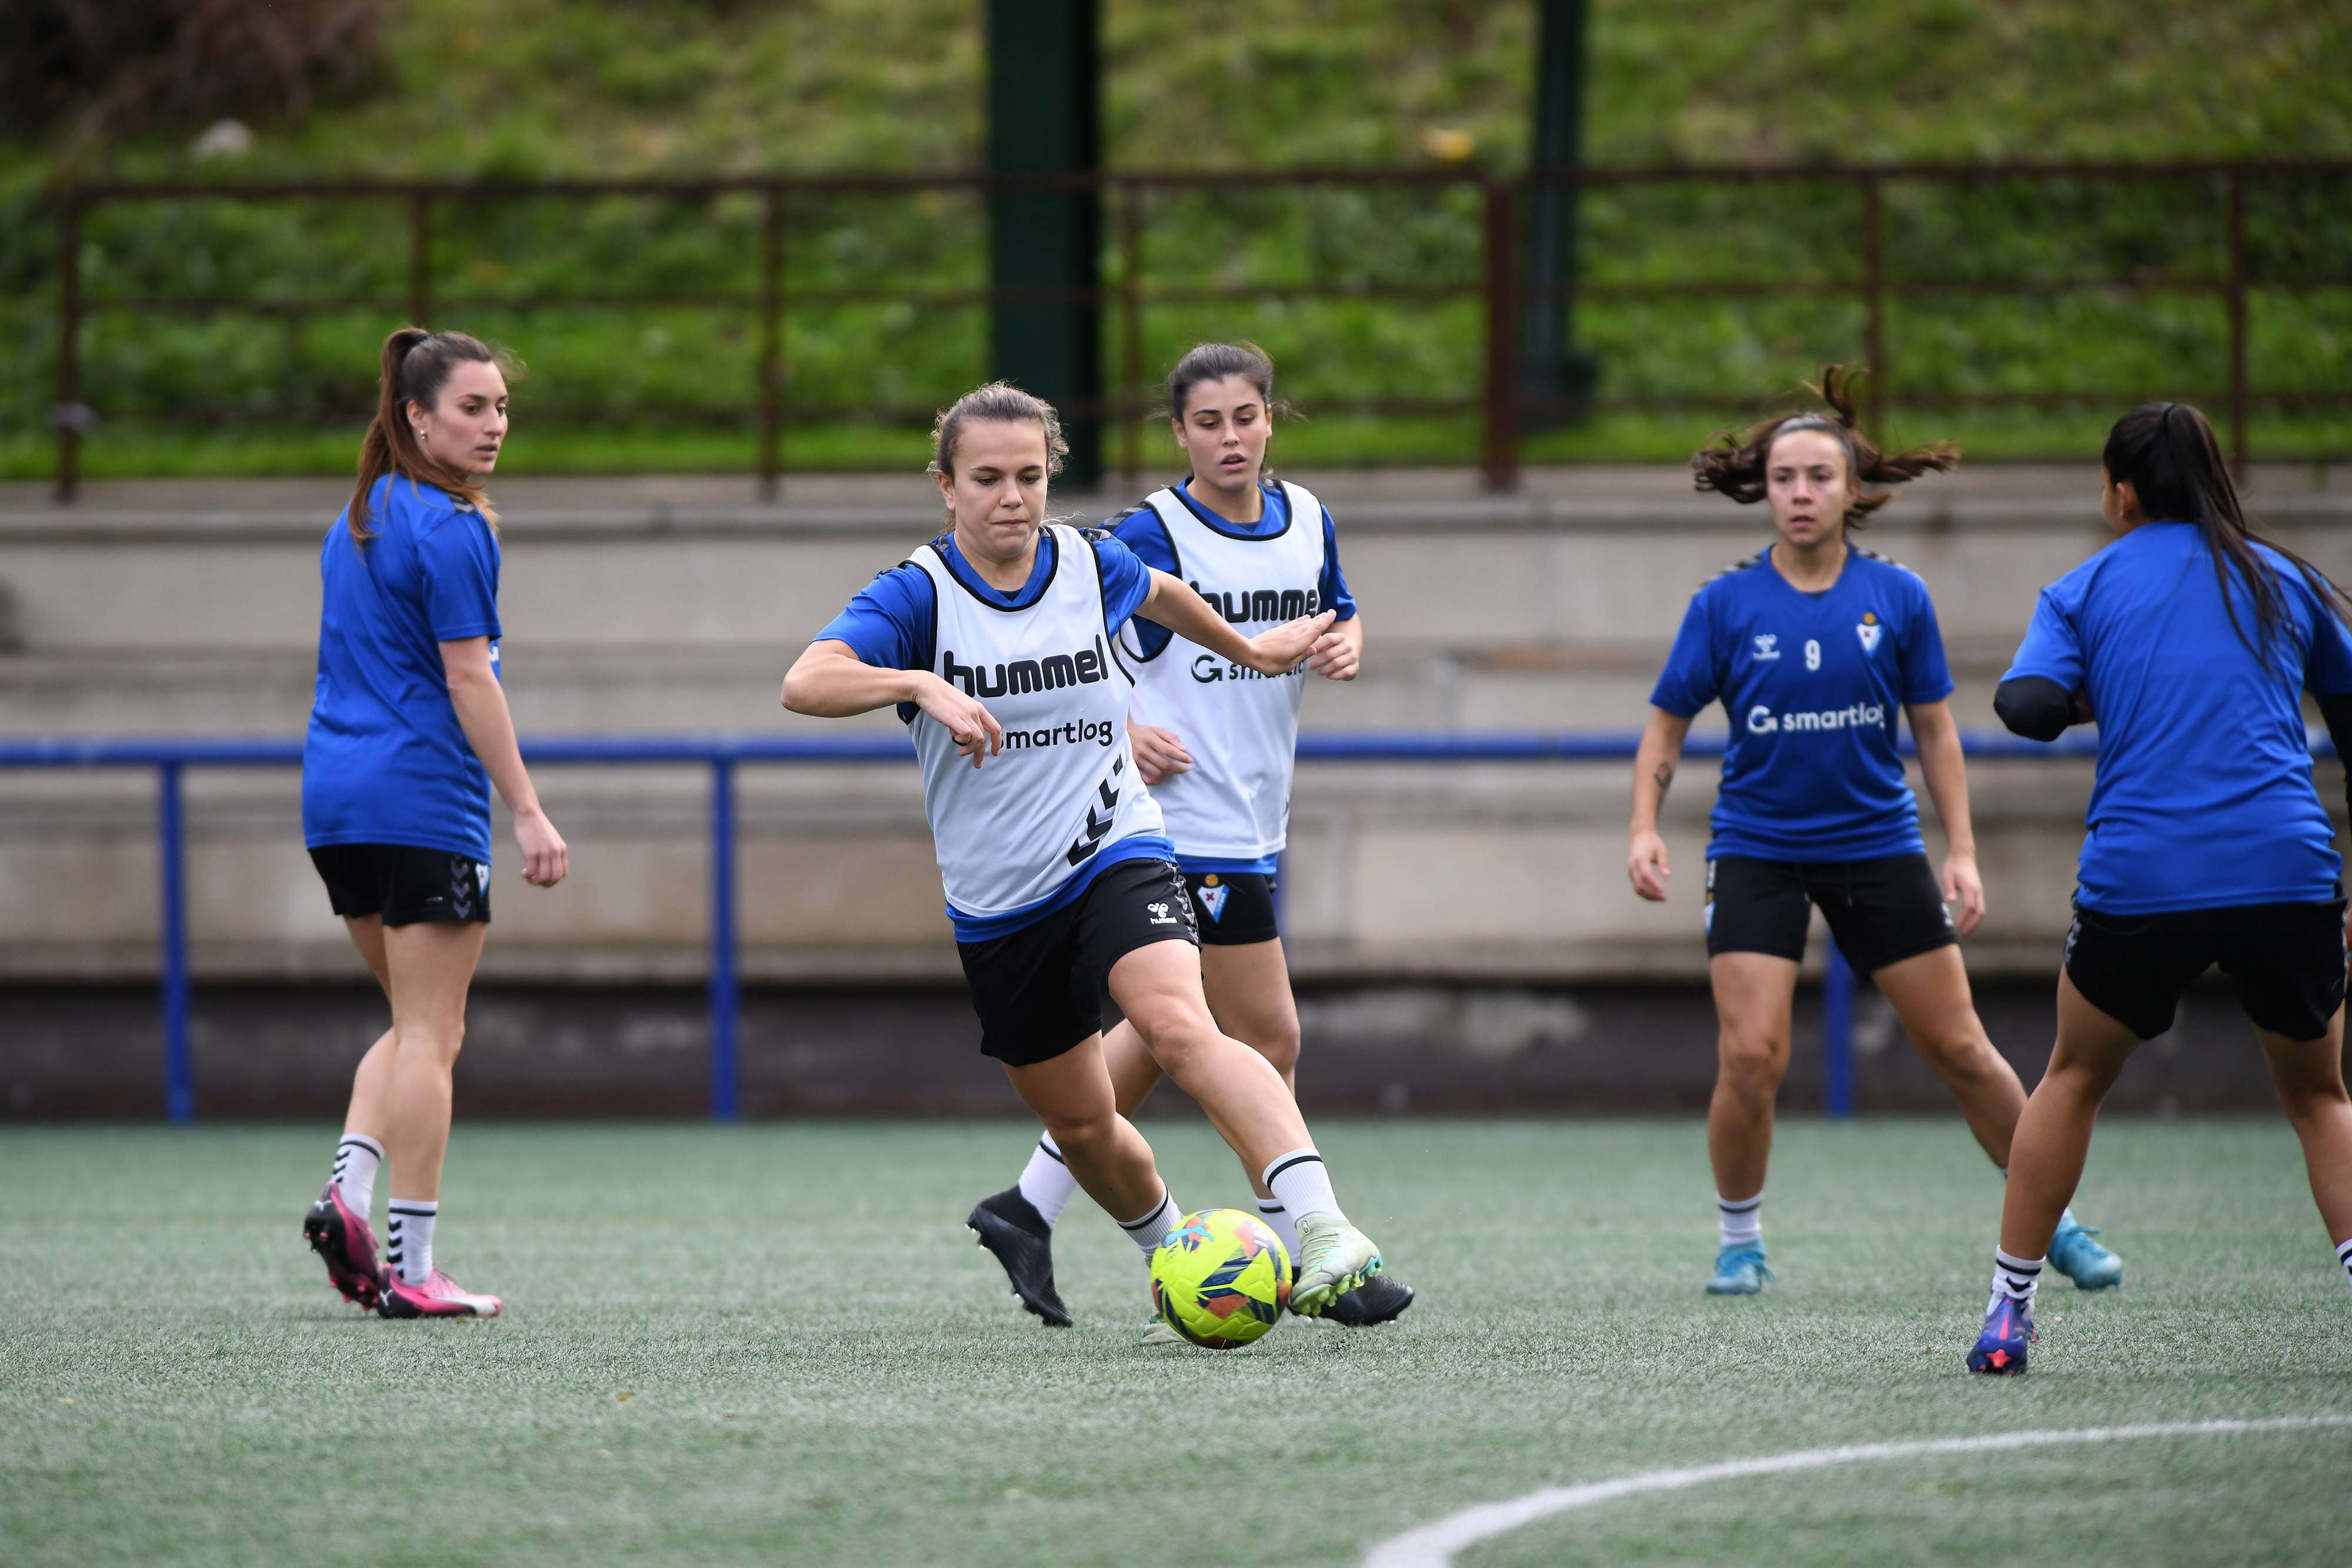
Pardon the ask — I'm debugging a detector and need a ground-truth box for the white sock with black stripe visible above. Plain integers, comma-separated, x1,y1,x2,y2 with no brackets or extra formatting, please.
2336,1236,2352,1299
1015,1134,1079,1230
1988,1247,2042,1314
386,1199,438,1285
330,1134,382,1221
1717,1192,1762,1250
1118,1186,1178,1258
1255,1197,1302,1262
1262,1148,1344,1226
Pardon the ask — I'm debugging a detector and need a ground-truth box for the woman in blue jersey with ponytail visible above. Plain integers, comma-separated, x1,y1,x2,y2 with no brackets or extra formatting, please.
299,327,568,1320
782,382,1389,1332
964,345,1413,1339
1967,403,2352,1374
1629,367,2120,1298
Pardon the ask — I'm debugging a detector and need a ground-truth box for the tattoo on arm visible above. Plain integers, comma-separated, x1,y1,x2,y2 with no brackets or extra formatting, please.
1652,760,1675,803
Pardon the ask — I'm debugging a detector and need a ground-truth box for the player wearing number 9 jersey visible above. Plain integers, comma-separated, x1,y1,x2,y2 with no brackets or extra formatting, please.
781,383,1389,1333
966,345,1412,1338
1628,367,2119,1298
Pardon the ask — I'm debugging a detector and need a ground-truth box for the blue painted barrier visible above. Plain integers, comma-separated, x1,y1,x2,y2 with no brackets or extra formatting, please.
0,726,2242,1121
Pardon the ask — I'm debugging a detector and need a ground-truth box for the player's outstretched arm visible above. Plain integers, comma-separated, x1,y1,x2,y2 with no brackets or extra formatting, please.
1907,698,1985,934
782,639,1003,765
1138,569,1334,676
1627,706,1691,901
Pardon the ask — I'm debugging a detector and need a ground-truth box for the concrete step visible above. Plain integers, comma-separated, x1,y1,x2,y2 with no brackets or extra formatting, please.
1,975,2291,1120
8,464,2346,985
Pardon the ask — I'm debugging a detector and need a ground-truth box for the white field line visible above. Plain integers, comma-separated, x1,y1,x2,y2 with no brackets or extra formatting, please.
1361,1415,2352,1568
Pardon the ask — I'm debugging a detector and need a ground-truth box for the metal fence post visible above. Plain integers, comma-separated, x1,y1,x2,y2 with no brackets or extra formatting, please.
2225,169,2250,475
1823,944,1855,1119
55,191,83,504
1117,180,1145,489
757,186,785,502
408,190,433,325
1860,173,1886,443
158,762,193,1124
708,757,740,1121
1481,179,1521,493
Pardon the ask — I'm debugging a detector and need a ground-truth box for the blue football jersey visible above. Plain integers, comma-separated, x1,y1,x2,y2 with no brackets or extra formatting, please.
2006,521,2352,914
1651,547,1956,862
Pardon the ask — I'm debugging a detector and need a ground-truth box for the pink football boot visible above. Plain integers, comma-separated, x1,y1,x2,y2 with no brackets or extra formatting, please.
301,1182,385,1310
377,1269,503,1319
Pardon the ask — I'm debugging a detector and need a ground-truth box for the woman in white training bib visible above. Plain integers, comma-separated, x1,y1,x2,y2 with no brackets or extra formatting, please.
781,382,1388,1328
966,345,1412,1336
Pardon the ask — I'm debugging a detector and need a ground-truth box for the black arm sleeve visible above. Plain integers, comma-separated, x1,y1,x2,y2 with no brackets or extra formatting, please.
2318,693,2352,822
1994,676,2074,743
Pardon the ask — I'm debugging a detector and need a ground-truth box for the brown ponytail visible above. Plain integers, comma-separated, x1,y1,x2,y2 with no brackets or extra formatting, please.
1690,365,1957,529
348,326,512,543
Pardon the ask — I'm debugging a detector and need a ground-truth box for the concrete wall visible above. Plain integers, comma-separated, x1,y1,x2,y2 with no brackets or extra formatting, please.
5,465,2347,987
5,976,2297,1121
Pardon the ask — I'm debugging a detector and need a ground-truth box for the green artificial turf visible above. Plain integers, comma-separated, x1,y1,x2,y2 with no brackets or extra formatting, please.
2,1118,2346,1567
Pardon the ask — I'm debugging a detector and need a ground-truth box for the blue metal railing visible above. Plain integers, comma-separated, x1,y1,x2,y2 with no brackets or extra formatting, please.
0,728,2117,1123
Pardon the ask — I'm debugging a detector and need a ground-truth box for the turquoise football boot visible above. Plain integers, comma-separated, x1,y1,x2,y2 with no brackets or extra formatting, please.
1705,1243,1773,1295
2046,1215,2122,1290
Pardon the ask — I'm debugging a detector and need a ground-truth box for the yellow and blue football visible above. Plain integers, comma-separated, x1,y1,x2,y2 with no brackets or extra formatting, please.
1148,1208,1291,1349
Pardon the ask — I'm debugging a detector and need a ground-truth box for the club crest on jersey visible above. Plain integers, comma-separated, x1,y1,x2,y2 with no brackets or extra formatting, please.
1752,633,1781,661
1856,612,1882,654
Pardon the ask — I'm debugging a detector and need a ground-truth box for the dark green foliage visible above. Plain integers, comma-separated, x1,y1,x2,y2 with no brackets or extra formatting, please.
2,1,2348,476
0,1,384,138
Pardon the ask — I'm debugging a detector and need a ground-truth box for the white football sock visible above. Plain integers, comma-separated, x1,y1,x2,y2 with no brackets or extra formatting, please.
1717,1192,1762,1249
1261,1149,1344,1226
2336,1236,2352,1299
332,1134,382,1221
386,1198,438,1285
1117,1186,1178,1258
1016,1135,1079,1230
1255,1197,1302,1263
1988,1246,2042,1313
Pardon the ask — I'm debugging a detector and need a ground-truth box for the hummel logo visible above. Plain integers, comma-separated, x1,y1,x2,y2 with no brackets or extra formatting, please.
1753,633,1781,660
1147,901,1177,925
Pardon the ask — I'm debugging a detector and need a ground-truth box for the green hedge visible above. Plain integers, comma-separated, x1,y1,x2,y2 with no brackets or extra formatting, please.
4,0,2347,477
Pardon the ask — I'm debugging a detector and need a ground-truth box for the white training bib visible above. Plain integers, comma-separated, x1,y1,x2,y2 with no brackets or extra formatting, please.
1118,481,1329,862
906,525,1164,920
